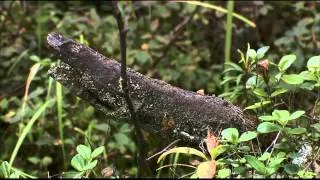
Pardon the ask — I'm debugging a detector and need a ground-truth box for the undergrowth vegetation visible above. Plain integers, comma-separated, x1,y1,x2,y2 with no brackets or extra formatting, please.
0,1,319,178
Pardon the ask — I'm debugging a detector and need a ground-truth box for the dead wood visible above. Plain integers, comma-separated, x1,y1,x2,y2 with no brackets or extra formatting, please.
47,32,257,144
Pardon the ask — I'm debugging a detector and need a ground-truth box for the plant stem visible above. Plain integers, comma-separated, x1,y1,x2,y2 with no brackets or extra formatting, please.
111,1,150,177
224,0,234,91
56,69,66,170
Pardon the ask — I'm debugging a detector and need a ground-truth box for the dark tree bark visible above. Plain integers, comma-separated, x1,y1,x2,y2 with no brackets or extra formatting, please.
47,32,257,144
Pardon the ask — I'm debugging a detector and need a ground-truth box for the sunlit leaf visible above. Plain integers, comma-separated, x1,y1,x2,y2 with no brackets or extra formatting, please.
245,101,271,110
289,110,305,120
221,128,239,144
257,122,281,133
281,74,304,85
71,154,85,172
270,88,288,97
307,55,320,72
238,131,257,142
256,46,270,60
76,144,92,160
245,155,266,174
216,168,231,178
196,160,216,178
91,146,105,159
157,147,207,164
278,54,296,71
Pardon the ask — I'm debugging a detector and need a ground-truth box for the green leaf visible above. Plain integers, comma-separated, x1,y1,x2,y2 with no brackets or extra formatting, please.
1,161,10,178
210,145,228,159
299,71,317,81
76,144,92,160
275,72,282,81
289,110,305,120
281,74,304,85
71,154,85,172
311,123,320,132
278,54,296,71
283,164,300,175
268,157,285,168
270,88,288,97
258,152,271,161
221,128,239,144
272,110,291,125
245,155,266,174
224,62,243,72
246,76,257,89
217,168,231,178
190,173,198,178
266,167,279,176
83,160,97,171
157,147,207,164
114,133,130,146
247,49,257,60
27,157,40,165
307,55,320,72
91,146,105,159
238,131,257,142
134,51,151,64
253,88,268,97
245,101,271,110
276,152,286,158
259,115,277,121
256,46,270,60
300,82,315,90
257,122,281,133
287,128,306,135
273,110,290,120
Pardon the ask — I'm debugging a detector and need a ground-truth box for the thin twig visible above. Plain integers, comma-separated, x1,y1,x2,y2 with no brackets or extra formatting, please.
156,163,196,171
146,139,181,161
265,131,281,165
111,1,150,177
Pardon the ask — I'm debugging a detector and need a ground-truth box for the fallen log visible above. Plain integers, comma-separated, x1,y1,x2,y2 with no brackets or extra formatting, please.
47,32,257,143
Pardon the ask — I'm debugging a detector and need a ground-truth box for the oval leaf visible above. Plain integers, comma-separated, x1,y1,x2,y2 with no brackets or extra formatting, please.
83,160,97,171
76,144,92,160
221,128,239,143
287,128,306,135
91,146,105,159
257,122,281,134
289,111,305,120
281,74,304,85
217,168,231,178
247,49,257,60
278,54,296,71
257,46,270,60
71,154,85,172
307,55,320,72
238,131,257,142
270,88,288,97
283,164,300,175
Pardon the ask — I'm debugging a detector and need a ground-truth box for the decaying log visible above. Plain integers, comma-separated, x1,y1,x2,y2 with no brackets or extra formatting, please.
47,32,257,143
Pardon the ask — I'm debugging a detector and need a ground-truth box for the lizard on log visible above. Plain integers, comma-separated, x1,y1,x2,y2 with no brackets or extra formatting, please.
47,32,257,144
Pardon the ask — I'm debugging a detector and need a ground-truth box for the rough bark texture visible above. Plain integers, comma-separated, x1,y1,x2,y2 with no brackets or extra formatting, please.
47,32,257,144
